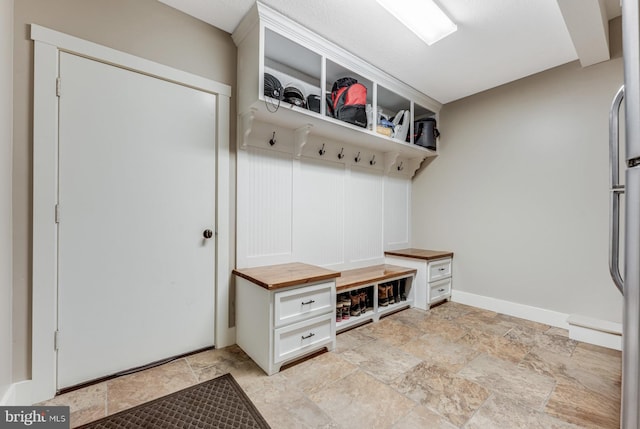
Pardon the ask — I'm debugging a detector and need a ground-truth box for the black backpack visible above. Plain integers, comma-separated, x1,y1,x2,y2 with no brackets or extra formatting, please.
330,77,367,128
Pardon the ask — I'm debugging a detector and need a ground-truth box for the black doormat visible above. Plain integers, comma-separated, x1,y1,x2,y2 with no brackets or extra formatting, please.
76,374,270,429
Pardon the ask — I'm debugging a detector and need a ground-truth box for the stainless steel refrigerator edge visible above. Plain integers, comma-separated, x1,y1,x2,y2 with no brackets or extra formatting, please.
619,1,640,427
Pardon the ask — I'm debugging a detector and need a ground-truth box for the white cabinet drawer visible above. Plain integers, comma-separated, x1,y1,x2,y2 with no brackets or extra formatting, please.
428,258,452,282
274,314,334,363
429,278,452,304
274,282,334,327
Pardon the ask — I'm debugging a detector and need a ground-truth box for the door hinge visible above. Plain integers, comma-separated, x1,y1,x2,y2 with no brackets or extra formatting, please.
54,330,60,351
55,204,60,224
629,157,640,168
56,77,61,97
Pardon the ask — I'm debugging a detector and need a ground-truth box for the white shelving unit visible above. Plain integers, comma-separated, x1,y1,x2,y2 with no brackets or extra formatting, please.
232,2,442,177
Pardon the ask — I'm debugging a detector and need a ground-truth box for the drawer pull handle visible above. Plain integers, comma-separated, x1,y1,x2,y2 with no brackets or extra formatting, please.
437,288,446,292
301,299,315,305
301,332,315,340
438,267,446,271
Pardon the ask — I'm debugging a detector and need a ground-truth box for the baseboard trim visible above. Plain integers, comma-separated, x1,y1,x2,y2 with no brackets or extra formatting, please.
0,384,14,406
451,290,570,329
0,380,33,406
451,290,622,350
568,314,622,351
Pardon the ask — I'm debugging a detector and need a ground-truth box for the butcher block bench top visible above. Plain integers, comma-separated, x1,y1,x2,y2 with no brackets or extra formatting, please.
384,248,454,261
233,262,340,290
336,264,417,292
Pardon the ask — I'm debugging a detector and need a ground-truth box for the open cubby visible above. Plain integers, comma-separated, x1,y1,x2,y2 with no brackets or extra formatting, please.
334,265,415,333
336,285,374,328
326,59,374,115
376,85,411,142
264,28,322,114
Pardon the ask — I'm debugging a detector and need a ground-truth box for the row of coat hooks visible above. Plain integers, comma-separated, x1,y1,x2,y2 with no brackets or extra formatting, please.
266,132,404,171
318,143,380,166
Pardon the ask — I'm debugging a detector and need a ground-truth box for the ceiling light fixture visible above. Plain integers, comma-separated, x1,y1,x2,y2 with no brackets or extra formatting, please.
376,0,457,45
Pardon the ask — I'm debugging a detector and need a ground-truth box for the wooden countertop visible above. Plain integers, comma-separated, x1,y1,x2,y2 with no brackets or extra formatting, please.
336,264,417,291
384,248,454,261
233,262,340,290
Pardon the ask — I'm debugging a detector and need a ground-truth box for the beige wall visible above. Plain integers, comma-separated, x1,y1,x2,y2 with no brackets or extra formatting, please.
13,0,237,382
412,18,625,324
1,0,14,398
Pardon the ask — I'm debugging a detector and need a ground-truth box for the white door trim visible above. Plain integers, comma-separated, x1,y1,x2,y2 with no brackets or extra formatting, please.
31,24,233,403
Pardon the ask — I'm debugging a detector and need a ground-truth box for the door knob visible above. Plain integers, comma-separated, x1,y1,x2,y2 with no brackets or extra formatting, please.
203,229,213,239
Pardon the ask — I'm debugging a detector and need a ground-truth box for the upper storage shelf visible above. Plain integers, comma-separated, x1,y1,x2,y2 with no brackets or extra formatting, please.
232,2,442,175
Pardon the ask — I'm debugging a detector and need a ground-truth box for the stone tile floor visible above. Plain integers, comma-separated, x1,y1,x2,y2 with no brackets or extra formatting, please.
40,302,622,428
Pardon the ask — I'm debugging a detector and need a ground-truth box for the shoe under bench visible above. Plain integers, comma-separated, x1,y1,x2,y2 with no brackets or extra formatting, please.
334,264,417,333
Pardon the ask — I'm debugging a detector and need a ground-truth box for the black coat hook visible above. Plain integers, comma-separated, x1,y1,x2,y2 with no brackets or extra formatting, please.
355,152,361,163
370,155,376,166
397,161,404,171
269,131,276,146
319,143,326,156
338,148,344,159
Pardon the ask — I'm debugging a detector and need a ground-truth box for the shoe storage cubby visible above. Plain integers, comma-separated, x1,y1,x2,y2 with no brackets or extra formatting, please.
335,264,416,333
233,2,442,177
336,286,374,326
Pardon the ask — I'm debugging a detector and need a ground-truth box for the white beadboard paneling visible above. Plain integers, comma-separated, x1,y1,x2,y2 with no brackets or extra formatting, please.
239,146,293,266
346,166,384,264
237,122,411,270
384,175,411,249
293,158,345,266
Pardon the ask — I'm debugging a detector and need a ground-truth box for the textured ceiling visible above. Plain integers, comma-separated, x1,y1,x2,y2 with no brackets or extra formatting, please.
158,0,621,104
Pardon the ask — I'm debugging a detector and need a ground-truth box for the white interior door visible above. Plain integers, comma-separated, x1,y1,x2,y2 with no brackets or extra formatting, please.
57,52,216,389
